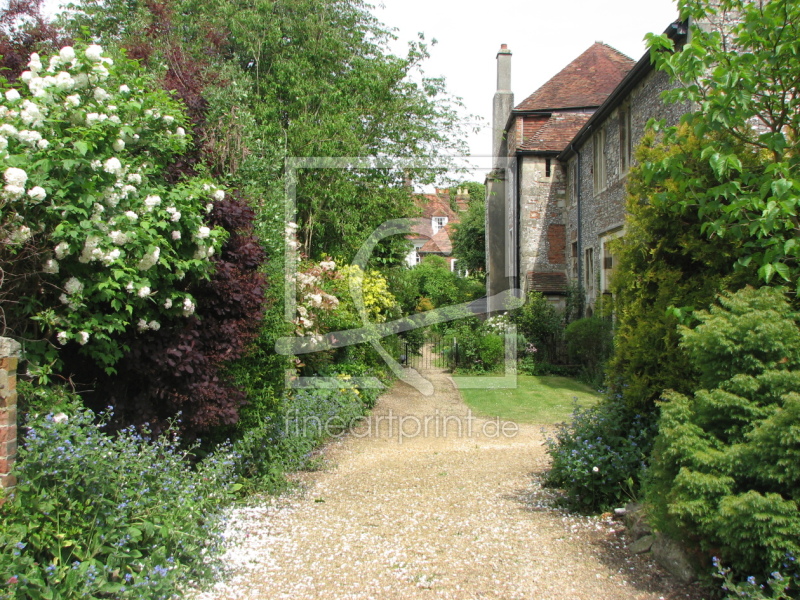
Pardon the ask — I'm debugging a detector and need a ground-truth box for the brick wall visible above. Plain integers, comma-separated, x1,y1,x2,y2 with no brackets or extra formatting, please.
547,224,566,263
0,337,20,492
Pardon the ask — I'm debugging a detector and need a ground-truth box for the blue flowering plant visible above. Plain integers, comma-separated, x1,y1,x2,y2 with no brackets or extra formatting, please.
544,400,658,513
0,401,239,599
0,44,227,375
713,555,800,600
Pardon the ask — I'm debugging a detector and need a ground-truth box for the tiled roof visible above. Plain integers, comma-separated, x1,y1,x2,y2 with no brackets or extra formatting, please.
515,43,635,112
527,271,568,294
519,113,593,153
408,193,461,246
419,224,454,254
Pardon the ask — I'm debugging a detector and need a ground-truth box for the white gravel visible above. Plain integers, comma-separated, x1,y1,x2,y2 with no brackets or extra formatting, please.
188,361,703,600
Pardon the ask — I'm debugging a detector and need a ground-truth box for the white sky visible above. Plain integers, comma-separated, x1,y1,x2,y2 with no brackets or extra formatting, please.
373,0,680,165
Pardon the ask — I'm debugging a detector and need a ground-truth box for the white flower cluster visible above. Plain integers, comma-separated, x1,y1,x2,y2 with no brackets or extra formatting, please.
0,45,231,350
285,221,300,251
77,235,121,265
137,247,160,271
484,315,509,333
137,318,161,332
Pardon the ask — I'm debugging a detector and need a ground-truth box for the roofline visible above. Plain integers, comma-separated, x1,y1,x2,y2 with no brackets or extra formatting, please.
512,106,598,116
558,20,688,162
516,149,561,157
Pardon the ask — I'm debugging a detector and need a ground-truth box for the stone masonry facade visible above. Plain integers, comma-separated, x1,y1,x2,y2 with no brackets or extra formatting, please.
564,68,690,312
518,156,567,281
487,19,693,314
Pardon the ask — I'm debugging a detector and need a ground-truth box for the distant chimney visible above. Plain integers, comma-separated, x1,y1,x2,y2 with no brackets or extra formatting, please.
492,44,514,161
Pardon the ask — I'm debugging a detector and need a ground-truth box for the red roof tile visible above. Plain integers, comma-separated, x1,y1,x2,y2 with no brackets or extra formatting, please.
519,113,593,152
419,224,454,254
515,43,635,112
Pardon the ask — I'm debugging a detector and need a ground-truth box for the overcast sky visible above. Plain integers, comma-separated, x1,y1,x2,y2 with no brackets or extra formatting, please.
373,0,680,168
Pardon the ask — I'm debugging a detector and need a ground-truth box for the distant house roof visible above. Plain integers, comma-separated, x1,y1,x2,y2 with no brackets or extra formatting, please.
407,191,467,257
527,271,568,294
514,42,636,112
419,224,454,254
519,113,593,153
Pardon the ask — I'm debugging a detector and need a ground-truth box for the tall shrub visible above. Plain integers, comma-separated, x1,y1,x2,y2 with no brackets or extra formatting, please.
608,127,756,412
647,286,800,578
0,44,227,375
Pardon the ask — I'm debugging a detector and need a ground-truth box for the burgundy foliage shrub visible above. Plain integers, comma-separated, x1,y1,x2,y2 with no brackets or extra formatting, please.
0,0,68,81
67,196,267,436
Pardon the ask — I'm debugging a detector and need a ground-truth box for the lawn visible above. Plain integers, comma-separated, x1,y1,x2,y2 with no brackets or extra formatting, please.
457,375,602,424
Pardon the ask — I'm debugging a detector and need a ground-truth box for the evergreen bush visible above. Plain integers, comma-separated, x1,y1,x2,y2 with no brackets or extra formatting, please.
647,286,800,581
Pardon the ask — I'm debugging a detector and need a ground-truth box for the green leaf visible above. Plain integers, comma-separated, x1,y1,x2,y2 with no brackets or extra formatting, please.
73,141,89,156
774,262,790,281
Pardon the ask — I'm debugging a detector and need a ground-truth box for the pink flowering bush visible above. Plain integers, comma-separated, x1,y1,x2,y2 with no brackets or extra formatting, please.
0,44,228,374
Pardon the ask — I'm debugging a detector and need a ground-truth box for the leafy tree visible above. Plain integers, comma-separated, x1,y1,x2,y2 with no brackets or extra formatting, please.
645,0,800,291
450,181,486,276
63,0,471,261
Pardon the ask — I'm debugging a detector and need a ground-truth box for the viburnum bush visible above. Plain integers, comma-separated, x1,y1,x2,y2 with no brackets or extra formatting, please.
0,43,227,374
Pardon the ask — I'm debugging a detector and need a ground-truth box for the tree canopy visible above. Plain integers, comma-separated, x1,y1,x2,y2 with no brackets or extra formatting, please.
63,0,472,260
645,0,800,291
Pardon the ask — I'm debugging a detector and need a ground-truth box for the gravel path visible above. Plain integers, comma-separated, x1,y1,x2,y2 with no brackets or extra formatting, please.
193,359,703,600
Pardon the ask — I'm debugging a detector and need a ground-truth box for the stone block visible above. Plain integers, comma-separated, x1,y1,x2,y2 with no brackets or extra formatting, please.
0,338,20,359
0,472,16,489
0,426,15,443
629,534,655,554
651,534,697,584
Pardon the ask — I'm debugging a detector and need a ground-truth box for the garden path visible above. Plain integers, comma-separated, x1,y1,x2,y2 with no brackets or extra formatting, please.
194,354,702,600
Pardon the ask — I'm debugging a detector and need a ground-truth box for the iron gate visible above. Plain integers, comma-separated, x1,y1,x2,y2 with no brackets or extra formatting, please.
401,333,457,370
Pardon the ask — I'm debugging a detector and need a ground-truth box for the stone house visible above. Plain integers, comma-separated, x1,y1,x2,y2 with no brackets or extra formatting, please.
486,20,690,315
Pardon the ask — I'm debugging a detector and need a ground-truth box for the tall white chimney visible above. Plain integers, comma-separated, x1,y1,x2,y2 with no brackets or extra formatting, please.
492,44,513,161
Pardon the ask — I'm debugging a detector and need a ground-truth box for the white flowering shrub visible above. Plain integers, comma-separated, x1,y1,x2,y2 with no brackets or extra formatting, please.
0,44,227,373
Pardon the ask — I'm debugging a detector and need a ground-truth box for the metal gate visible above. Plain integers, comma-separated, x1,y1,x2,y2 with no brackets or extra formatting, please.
401,333,455,370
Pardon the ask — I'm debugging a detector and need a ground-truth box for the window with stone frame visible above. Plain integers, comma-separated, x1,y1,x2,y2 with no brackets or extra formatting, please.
619,103,632,175
602,242,615,292
566,161,577,207
584,247,594,294
592,128,607,194
571,241,578,277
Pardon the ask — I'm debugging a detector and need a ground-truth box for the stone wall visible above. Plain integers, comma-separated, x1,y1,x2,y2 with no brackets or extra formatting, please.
565,68,690,312
0,337,20,493
518,155,567,288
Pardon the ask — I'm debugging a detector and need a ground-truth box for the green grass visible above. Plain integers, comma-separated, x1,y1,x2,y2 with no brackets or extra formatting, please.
457,375,602,424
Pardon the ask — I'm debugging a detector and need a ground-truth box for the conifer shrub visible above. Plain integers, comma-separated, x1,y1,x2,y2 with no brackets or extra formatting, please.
647,286,800,581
